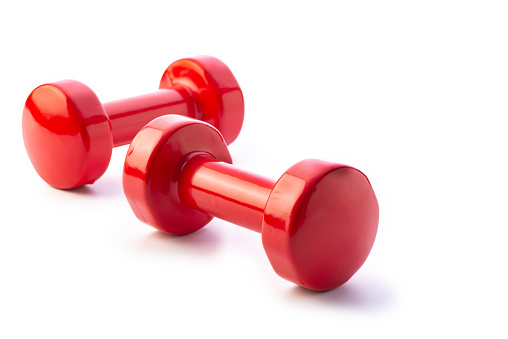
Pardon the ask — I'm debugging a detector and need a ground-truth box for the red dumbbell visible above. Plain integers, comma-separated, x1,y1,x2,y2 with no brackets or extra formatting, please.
22,56,244,189
123,115,379,291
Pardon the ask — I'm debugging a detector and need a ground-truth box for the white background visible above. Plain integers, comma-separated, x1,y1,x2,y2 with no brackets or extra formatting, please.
1,1,507,337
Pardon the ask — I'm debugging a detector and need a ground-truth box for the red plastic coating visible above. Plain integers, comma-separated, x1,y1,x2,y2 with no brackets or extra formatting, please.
180,157,275,233
123,116,379,291
22,56,244,189
105,89,190,147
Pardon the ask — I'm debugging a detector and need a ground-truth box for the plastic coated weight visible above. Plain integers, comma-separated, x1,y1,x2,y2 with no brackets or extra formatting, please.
22,56,244,189
123,115,379,291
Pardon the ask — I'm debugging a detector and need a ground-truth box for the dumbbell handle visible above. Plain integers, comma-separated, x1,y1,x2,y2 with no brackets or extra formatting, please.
105,89,192,146
180,155,276,233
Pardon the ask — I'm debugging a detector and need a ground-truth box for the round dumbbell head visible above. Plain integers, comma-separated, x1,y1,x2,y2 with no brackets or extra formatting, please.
123,115,232,235
262,160,379,291
160,56,244,145
22,80,113,189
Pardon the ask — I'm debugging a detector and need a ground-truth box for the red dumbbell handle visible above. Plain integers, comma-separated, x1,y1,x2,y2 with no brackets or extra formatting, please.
180,155,276,233
104,89,192,147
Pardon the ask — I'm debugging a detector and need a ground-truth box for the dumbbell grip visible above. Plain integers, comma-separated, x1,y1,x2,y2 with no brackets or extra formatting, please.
104,89,194,147
180,156,276,233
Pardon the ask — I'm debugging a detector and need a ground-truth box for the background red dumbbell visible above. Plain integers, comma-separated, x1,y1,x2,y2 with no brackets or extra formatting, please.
22,56,244,189
123,115,379,291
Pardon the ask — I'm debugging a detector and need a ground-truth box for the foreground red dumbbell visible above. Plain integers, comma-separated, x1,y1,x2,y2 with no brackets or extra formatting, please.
22,56,244,189
123,115,379,291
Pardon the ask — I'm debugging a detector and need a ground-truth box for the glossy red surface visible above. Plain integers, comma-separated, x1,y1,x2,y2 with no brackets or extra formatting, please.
181,158,275,233
123,116,379,291
22,56,244,189
105,89,189,147
22,81,113,189
262,160,379,291
160,56,244,146
123,115,232,235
